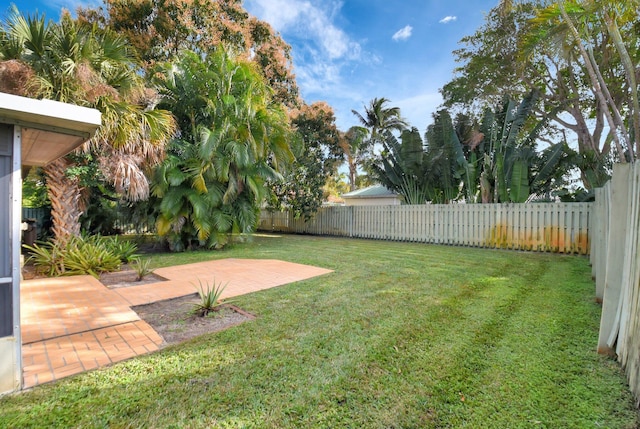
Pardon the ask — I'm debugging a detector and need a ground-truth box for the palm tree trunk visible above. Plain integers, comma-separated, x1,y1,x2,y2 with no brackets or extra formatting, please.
43,157,83,246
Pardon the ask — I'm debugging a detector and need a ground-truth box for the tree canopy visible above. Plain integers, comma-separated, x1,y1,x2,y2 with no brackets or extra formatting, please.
152,49,294,250
269,102,343,220
0,8,175,243
441,0,640,187
78,0,299,106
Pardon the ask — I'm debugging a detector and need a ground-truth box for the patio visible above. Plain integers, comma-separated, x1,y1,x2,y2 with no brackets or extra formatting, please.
20,259,332,388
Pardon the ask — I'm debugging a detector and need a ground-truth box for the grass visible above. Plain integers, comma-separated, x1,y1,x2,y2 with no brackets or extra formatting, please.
2,234,638,428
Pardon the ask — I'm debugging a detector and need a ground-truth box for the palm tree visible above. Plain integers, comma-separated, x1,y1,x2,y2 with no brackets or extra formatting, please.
340,126,369,191
152,49,293,250
0,9,176,244
351,97,407,158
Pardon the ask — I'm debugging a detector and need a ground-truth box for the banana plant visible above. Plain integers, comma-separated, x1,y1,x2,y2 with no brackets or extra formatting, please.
369,128,431,204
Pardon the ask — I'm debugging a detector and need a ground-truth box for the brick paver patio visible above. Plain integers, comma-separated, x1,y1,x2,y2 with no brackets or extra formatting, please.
21,259,332,388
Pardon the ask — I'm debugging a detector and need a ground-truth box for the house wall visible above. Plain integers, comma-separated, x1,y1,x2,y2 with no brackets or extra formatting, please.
344,197,401,206
0,124,19,395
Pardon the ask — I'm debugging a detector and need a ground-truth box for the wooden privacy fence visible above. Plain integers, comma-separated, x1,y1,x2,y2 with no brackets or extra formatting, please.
260,202,591,254
593,162,640,402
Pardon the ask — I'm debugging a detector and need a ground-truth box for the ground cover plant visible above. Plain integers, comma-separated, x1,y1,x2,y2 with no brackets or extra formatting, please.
2,234,638,428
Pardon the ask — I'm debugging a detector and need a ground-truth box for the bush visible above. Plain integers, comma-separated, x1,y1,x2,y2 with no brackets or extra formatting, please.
24,235,123,278
103,236,139,263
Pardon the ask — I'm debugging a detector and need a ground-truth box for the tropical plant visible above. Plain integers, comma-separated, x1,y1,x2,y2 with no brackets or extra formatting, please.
340,126,370,191
193,279,229,317
351,97,408,169
103,237,139,263
0,8,176,245
24,241,66,277
369,128,432,204
24,235,122,277
132,258,154,281
63,240,122,278
474,91,576,203
152,49,294,251
352,97,408,142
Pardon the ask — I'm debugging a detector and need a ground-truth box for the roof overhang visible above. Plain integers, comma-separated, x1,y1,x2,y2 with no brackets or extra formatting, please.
0,92,101,166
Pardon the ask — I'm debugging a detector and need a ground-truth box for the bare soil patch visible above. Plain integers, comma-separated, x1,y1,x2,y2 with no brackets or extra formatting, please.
132,295,255,345
99,269,168,288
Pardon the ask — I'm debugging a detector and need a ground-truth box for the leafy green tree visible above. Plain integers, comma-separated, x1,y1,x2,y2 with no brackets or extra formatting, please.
152,49,293,250
527,0,639,161
78,0,299,105
0,9,175,244
269,102,343,220
441,0,636,187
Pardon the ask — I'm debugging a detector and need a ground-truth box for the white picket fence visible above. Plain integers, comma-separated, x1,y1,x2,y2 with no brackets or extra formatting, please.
260,202,592,254
592,163,640,402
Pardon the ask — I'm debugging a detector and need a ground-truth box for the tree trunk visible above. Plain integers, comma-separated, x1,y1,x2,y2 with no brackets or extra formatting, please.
43,157,83,246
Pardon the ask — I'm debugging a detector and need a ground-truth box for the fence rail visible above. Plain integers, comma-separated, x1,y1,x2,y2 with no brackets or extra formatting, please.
260,202,592,254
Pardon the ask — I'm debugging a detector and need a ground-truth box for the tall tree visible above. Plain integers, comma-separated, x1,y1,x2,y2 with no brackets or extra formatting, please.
440,0,636,187
351,97,408,163
340,126,369,191
78,0,299,106
527,0,639,161
352,97,407,138
152,49,294,250
0,9,175,244
269,102,343,220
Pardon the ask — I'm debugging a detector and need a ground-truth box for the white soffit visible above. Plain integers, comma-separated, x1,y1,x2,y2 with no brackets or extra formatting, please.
0,92,101,166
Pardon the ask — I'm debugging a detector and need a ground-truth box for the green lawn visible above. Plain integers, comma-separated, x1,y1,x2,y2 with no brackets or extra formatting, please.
2,234,638,428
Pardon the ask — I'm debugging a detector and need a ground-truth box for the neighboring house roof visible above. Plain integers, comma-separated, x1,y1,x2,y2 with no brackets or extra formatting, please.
342,185,399,199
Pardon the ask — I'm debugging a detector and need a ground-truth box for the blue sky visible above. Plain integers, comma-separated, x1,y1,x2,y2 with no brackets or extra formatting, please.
1,0,499,133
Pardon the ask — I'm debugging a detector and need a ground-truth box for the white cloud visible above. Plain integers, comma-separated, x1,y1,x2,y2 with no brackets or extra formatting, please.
439,15,457,24
392,25,413,42
48,0,102,16
245,0,360,60
245,0,369,110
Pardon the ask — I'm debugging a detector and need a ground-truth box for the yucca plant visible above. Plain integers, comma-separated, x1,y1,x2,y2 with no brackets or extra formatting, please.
132,258,154,281
193,279,229,317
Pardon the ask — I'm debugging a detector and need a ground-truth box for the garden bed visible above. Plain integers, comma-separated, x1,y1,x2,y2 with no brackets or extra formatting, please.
133,296,255,345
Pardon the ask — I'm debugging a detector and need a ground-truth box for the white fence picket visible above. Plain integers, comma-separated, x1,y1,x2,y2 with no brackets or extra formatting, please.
260,202,592,255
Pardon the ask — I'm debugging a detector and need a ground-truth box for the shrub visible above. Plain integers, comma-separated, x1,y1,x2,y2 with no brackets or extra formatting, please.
103,236,139,263
23,241,65,277
24,235,122,278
